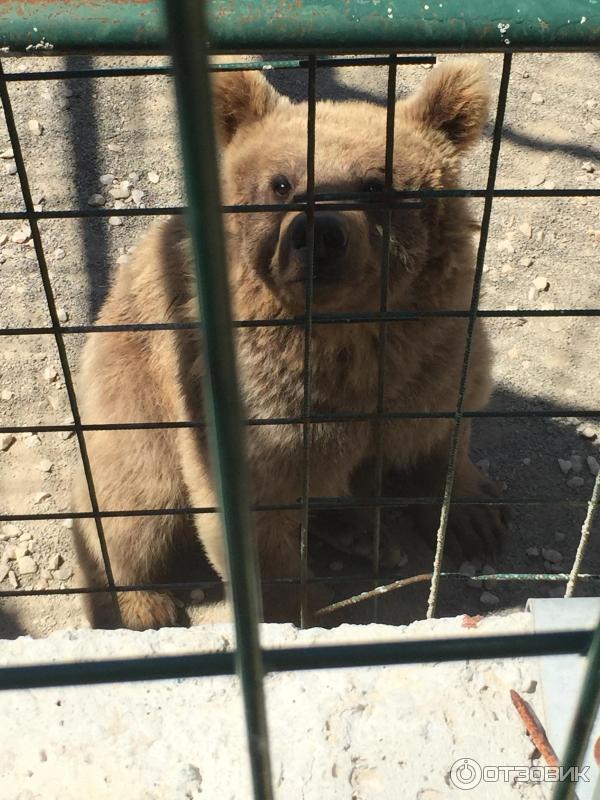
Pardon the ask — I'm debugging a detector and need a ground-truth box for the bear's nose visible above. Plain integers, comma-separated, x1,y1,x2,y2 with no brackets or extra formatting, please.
289,211,349,267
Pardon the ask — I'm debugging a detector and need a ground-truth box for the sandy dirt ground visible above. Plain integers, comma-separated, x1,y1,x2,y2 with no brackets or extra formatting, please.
0,51,599,638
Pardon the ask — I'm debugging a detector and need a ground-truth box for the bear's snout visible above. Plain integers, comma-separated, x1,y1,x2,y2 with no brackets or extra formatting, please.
279,210,350,284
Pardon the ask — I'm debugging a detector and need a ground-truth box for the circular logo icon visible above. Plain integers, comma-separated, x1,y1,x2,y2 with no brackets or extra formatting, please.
449,758,482,790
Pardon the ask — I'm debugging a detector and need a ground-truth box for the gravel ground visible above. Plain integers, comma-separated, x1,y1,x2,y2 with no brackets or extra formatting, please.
0,52,599,638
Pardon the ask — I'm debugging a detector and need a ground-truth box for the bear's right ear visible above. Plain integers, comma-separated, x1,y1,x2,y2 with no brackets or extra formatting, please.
211,66,283,147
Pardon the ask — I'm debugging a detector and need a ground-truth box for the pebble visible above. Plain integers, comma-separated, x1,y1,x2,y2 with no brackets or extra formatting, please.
533,276,549,291
544,181,556,191
32,491,51,505
476,458,490,473
8,571,18,589
131,188,145,205
12,227,31,244
519,256,533,267
107,143,122,153
109,181,131,200
19,532,33,542
43,366,58,382
531,93,544,105
113,200,126,210
57,308,68,323
4,545,16,561
526,546,540,557
108,216,123,226
518,222,532,238
87,193,105,207
480,591,499,606
459,560,477,578
53,247,66,260
5,162,17,176
581,161,595,173
1,389,13,401
0,233,8,246
522,457,531,466
542,548,562,564
567,476,585,489
0,148,13,159
147,171,160,184
0,524,19,540
54,565,73,581
117,254,129,266
99,174,114,186
17,556,37,575
62,519,73,530
527,286,537,302
128,172,140,183
578,426,597,441
0,433,16,451
27,119,43,136
571,455,584,474
190,588,205,602
15,543,31,558
557,458,571,475
48,554,63,570
38,459,53,473
587,456,600,477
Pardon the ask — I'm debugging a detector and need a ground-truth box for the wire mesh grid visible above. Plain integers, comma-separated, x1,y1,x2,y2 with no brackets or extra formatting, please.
0,2,599,799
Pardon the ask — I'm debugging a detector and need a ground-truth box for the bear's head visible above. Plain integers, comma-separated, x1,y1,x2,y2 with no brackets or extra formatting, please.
212,60,489,315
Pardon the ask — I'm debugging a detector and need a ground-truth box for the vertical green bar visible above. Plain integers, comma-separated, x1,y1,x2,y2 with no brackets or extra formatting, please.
163,2,273,798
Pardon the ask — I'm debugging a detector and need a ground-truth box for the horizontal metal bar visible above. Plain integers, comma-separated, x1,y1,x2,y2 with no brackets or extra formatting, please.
3,307,600,338
0,632,593,692
1,1,599,55
0,55,437,82
1,571,598,601
0,493,595,526
0,188,598,224
1,406,598,439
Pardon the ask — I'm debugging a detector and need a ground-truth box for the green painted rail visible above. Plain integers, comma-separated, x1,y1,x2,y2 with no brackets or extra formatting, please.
0,0,599,54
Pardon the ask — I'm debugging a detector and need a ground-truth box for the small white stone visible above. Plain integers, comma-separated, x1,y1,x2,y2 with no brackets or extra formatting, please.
108,216,123,226
526,547,540,557
99,174,115,185
542,548,562,564
147,171,160,184
531,92,544,105
87,193,105,207
1,389,13,401
0,233,8,246
190,588,205,602
0,148,14,159
117,254,129,266
518,222,532,238
558,458,572,475
11,226,31,244
32,491,51,505
49,554,63,571
109,182,131,200
107,143,122,153
24,433,41,448
587,456,600,477
54,565,73,581
43,366,58,383
27,119,43,136
53,247,66,260
567,476,585,489
0,524,20,540
56,308,68,323
578,426,597,441
131,188,145,205
533,276,549,292
519,256,533,267
15,543,31,558
38,459,53,473
0,433,16,451
62,518,73,530
17,555,37,575
522,457,531,466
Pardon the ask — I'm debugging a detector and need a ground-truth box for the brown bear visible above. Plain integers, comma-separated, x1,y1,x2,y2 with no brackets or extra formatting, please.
72,60,506,630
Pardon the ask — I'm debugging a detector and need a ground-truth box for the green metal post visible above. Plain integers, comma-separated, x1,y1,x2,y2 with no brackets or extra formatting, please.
164,2,273,798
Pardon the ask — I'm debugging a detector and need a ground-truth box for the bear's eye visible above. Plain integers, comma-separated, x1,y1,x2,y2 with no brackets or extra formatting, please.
271,175,292,197
361,176,386,194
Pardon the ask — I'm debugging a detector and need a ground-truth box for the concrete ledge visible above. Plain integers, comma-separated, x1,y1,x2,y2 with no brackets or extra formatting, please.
0,613,545,800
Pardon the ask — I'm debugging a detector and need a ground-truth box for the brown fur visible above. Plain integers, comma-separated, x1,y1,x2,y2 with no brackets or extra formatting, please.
73,61,506,629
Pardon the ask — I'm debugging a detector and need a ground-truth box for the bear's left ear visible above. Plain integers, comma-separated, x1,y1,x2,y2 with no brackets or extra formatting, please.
210,64,285,147
403,60,490,150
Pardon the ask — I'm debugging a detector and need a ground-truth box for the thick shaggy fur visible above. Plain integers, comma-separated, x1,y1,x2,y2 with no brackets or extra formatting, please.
73,61,506,629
